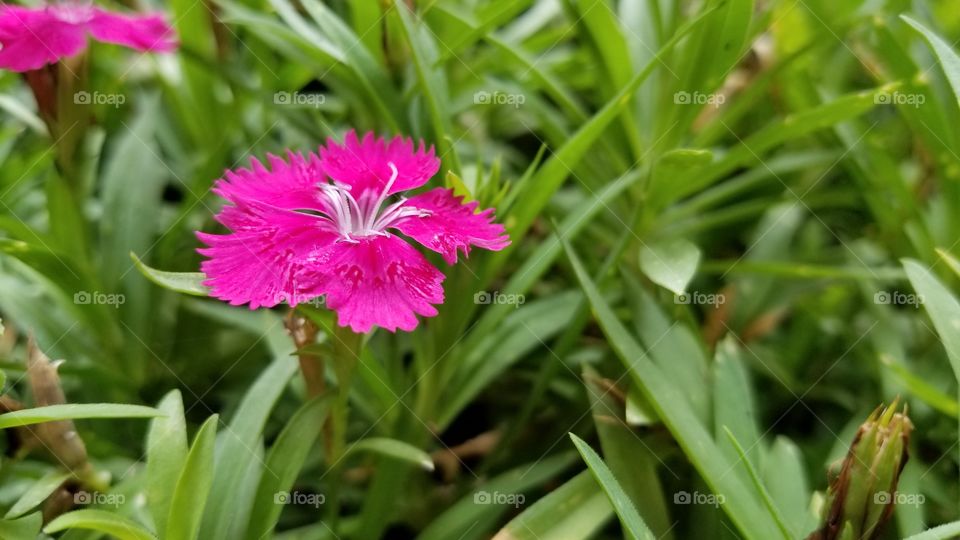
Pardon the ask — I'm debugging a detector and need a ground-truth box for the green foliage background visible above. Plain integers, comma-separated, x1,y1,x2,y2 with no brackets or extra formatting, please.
1,0,960,538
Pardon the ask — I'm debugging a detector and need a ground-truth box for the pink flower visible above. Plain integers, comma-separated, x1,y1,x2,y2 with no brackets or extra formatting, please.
197,131,511,333
0,1,176,72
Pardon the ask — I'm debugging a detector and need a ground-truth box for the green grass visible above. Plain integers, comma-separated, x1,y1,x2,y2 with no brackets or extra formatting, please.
1,0,960,538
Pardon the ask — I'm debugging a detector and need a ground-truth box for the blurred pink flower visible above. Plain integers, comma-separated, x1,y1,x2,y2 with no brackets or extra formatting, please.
198,131,511,333
0,1,176,72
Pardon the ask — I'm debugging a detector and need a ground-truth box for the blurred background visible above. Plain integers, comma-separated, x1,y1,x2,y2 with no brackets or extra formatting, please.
1,0,960,538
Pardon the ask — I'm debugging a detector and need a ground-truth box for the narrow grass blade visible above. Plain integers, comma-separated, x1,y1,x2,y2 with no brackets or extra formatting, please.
166,415,219,540
722,428,793,539
5,472,70,518
44,510,156,540
0,404,161,429
569,434,655,540
130,253,208,296
418,453,576,540
200,351,299,540
245,396,331,540
491,471,612,540
0,512,41,539
562,239,782,538
146,390,189,538
345,437,434,471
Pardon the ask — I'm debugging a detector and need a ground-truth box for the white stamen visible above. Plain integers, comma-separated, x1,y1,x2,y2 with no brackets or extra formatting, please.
364,163,399,231
312,161,428,241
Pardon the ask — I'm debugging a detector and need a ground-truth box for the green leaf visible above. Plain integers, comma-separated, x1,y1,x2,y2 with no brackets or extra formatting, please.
0,94,46,134
445,170,474,202
443,291,581,428
298,0,403,127
561,239,783,538
345,437,434,471
491,471,612,540
146,390,189,538
569,0,641,157
44,510,156,540
130,252,208,296
625,387,658,427
626,280,710,423
707,0,755,83
0,404,161,429
500,4,722,252
936,248,960,279
721,428,793,539
583,366,669,534
569,434,655,540
99,98,165,288
904,521,960,540
392,0,460,172
0,512,42,540
903,258,960,492
167,415,219,540
764,437,816,537
713,338,762,469
200,349,299,540
648,149,714,207
245,396,332,540
903,260,960,380
668,86,895,203
901,16,960,106
0,239,117,348
882,357,958,417
418,453,577,540
464,169,642,361
639,238,701,295
5,471,70,518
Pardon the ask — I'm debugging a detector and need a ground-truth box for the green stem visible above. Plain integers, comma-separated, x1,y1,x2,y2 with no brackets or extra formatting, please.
412,329,439,425
324,324,362,532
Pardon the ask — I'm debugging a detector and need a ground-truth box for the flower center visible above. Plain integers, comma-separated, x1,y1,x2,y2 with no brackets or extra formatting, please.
48,0,94,24
315,162,429,242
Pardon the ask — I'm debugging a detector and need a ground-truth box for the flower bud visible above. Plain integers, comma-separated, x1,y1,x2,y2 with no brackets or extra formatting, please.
807,400,912,540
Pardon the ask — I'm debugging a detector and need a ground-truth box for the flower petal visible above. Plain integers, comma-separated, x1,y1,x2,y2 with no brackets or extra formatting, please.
87,8,176,52
319,130,439,197
197,201,334,309
391,188,510,264
212,152,326,212
303,235,444,333
0,6,87,72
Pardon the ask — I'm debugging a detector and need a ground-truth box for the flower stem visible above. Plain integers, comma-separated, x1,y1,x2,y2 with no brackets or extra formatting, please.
324,324,362,531
328,325,361,455
285,312,326,398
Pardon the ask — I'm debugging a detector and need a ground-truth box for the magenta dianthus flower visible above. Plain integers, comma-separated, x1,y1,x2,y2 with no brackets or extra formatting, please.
198,131,511,333
0,0,176,72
